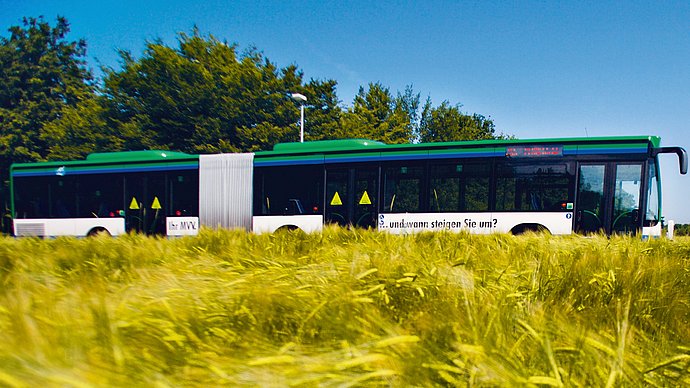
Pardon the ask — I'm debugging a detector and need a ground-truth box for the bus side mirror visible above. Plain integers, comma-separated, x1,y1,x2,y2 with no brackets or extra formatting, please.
654,147,688,175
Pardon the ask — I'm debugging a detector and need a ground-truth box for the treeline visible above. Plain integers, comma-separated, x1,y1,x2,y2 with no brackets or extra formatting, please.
673,224,690,236
1,16,504,178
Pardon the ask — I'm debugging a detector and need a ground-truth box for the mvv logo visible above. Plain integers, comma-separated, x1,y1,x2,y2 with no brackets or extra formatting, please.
179,221,197,230
166,217,200,236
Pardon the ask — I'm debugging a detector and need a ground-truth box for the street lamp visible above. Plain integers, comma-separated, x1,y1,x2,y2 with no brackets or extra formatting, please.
291,93,307,142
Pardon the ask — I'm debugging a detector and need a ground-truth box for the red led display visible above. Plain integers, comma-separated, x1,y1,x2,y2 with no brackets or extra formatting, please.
506,145,563,157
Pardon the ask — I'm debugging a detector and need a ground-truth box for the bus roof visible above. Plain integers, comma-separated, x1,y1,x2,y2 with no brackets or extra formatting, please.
255,135,662,157
85,150,196,163
11,150,199,177
252,136,663,167
10,135,663,175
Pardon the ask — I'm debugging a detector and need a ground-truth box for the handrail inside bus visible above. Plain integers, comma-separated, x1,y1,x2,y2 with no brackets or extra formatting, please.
654,147,688,175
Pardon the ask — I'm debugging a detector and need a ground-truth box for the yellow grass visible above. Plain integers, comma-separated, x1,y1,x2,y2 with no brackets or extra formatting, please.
0,228,689,386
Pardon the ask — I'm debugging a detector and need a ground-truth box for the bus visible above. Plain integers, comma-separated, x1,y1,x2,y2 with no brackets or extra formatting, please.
10,136,687,238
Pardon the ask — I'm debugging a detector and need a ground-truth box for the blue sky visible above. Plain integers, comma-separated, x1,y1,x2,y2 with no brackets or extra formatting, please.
3,1,690,222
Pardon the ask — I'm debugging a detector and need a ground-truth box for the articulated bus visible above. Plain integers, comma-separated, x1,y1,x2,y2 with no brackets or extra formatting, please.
10,136,687,238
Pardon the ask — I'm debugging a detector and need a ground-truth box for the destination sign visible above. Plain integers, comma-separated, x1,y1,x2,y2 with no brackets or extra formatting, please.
506,145,563,157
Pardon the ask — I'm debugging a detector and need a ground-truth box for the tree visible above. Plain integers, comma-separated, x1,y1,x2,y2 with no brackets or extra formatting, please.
77,29,343,154
299,79,342,141
337,84,502,145
41,97,127,160
673,224,690,236
0,16,94,169
418,99,499,142
394,85,421,142
339,83,417,144
6,20,506,160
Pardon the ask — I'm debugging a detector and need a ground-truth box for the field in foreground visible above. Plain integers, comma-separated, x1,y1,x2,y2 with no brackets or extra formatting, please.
0,229,689,387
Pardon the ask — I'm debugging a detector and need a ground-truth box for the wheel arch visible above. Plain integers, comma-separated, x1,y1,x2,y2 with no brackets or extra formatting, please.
86,226,112,237
275,224,300,232
510,223,550,235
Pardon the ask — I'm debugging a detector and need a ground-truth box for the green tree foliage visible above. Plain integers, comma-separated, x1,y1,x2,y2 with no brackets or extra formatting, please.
339,83,501,144
300,79,341,141
41,97,126,160
0,16,93,169
673,224,690,236
418,98,498,142
339,83,418,144
396,85,421,140
53,29,343,154
5,18,504,163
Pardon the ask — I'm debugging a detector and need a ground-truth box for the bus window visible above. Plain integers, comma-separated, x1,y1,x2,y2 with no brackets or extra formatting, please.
383,164,423,213
14,176,50,218
325,169,348,225
124,174,146,233
146,173,167,234
170,171,199,217
14,176,81,219
78,174,123,218
51,177,77,217
429,163,489,212
612,164,642,233
354,168,377,228
253,166,323,216
645,161,660,226
577,164,606,233
495,163,573,211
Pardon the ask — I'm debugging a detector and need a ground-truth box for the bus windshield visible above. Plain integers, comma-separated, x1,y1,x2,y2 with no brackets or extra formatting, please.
645,159,660,226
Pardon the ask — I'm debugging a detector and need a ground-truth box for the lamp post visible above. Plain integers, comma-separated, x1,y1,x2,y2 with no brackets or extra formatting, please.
291,93,307,142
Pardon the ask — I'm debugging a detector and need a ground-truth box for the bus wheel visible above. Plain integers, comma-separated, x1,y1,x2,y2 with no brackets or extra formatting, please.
276,225,300,233
87,227,111,237
510,224,549,235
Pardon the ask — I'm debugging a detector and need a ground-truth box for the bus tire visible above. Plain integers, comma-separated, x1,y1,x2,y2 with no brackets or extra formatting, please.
510,223,549,235
87,227,111,237
276,225,299,232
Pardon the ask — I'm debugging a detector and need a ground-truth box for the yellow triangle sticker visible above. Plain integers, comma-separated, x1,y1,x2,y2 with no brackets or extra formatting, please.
151,196,162,210
129,197,140,210
359,191,372,205
330,192,343,206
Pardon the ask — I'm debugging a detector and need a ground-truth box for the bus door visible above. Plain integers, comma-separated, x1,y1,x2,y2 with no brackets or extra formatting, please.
576,163,643,234
125,174,167,234
326,166,378,228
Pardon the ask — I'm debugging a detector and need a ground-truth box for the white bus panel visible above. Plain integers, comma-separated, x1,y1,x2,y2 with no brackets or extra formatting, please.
253,215,323,234
14,218,126,237
378,212,574,235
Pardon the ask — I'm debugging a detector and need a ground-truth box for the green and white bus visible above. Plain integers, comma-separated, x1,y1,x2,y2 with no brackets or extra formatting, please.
10,136,687,238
